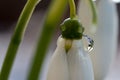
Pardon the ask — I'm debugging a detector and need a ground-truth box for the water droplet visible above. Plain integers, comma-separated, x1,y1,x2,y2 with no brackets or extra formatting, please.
88,45,93,52
83,34,94,52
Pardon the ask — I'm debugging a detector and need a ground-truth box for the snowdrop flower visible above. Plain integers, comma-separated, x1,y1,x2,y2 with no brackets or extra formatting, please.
47,18,94,80
78,0,118,80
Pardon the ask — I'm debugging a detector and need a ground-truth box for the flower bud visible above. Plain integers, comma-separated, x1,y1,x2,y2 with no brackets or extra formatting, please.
47,36,94,80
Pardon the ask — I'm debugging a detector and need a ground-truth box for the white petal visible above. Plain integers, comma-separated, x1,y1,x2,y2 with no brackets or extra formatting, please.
78,0,93,35
67,40,94,80
47,37,94,80
78,0,118,80
47,37,69,80
91,0,118,80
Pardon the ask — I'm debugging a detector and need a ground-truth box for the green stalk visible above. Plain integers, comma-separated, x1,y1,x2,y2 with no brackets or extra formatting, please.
69,0,76,19
27,0,68,80
88,0,97,24
0,0,41,80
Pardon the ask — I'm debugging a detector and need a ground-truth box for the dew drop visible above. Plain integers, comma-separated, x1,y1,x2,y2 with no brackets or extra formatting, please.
83,34,94,52
88,45,93,52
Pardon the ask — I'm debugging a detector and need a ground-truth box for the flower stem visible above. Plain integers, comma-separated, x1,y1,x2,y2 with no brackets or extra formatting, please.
0,0,40,80
88,0,97,25
27,0,68,80
69,0,77,19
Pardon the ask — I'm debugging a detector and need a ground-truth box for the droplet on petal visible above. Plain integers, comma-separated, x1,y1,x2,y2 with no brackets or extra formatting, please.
88,45,93,52
83,34,94,52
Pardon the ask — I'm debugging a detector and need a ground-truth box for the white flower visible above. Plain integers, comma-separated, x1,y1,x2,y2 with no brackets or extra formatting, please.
78,0,118,80
47,36,94,80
